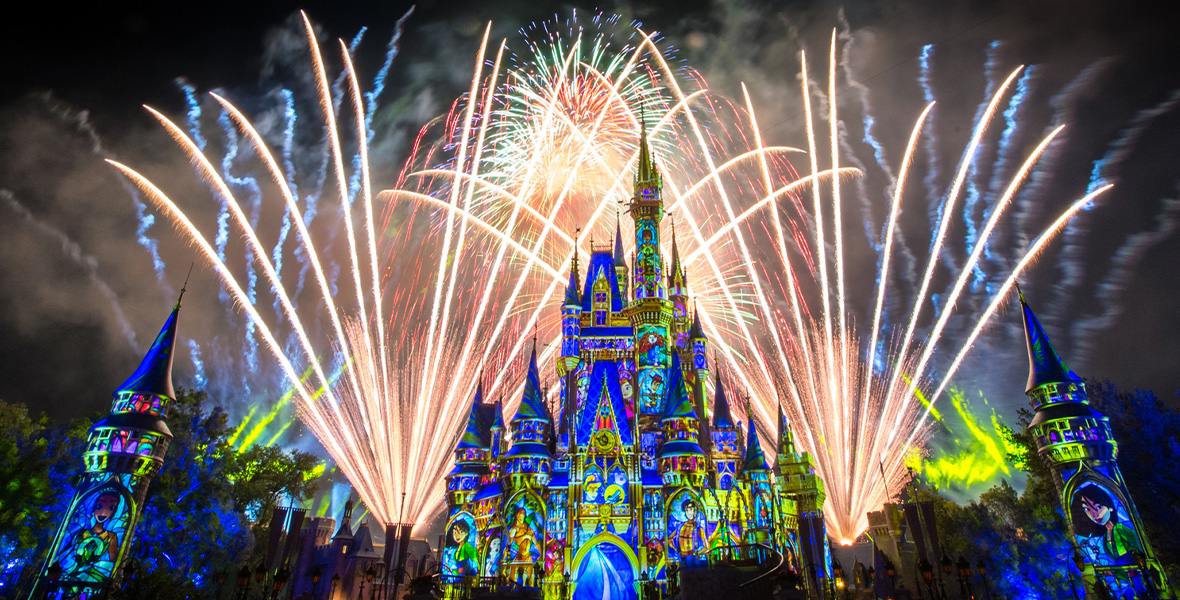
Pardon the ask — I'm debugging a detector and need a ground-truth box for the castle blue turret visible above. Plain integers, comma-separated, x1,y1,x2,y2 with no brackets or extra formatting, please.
35,294,184,600
1019,294,1173,598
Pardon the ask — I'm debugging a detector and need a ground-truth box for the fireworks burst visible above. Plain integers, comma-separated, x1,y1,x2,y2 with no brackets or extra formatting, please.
109,12,1110,541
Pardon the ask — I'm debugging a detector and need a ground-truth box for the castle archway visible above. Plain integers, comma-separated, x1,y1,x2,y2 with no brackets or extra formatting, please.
571,533,639,600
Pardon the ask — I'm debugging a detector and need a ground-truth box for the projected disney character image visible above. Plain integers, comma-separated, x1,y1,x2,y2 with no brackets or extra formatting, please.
56,489,126,591
1070,482,1144,567
442,517,479,578
668,496,705,562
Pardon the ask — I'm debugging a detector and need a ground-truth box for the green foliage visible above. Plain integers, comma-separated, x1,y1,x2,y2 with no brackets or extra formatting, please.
2,390,324,600
0,400,90,572
922,379,1180,597
225,443,321,526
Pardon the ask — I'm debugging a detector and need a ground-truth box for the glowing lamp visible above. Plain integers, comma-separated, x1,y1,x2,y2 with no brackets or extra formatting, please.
832,559,844,580
919,558,933,582
254,562,266,584
940,553,952,575
273,567,290,593
311,567,322,587
956,556,970,579
365,566,376,583
237,566,251,589
332,574,341,587
975,559,986,577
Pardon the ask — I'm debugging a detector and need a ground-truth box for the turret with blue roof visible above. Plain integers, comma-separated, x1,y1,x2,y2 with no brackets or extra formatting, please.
505,344,554,468
658,353,705,459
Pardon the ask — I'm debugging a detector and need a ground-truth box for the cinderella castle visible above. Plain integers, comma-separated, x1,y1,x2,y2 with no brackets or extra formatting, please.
440,127,831,600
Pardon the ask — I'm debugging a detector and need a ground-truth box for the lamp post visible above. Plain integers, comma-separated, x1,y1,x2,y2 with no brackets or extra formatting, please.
956,557,974,600
330,574,341,600
271,566,290,600
361,565,375,600
976,560,991,600
938,554,952,600
254,561,267,600
920,557,936,600
833,559,846,599
237,565,252,600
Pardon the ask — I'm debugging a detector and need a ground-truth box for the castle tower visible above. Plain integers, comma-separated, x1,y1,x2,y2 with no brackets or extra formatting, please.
627,121,675,420
689,310,710,444
668,223,690,349
1019,295,1173,598
499,345,552,588
559,254,583,453
35,294,184,600
489,399,507,476
445,384,492,510
613,212,629,302
709,377,742,491
740,417,775,545
777,408,831,597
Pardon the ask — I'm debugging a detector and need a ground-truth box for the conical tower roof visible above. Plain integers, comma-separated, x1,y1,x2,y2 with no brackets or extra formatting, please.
662,352,697,420
564,253,581,307
635,119,661,191
743,420,770,472
490,398,505,431
778,403,796,456
613,213,628,268
513,344,551,423
712,375,735,429
333,497,355,542
668,220,687,291
689,307,706,340
1020,295,1082,393
456,383,491,450
117,293,184,399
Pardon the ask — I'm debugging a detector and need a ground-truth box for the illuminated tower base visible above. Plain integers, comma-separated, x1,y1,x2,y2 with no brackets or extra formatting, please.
1019,295,1173,599
31,295,184,600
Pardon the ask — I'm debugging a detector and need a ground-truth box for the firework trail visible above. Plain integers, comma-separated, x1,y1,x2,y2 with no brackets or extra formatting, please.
110,13,1113,541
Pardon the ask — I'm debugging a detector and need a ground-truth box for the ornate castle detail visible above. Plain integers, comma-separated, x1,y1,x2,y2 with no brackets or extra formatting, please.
439,128,827,600
1019,294,1173,598
34,293,184,600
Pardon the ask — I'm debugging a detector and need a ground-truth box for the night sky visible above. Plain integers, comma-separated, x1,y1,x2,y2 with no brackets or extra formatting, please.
3,0,1180,449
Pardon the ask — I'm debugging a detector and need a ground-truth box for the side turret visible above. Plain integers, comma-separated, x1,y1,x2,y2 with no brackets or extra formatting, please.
445,384,493,509
613,213,629,302
503,346,553,488
1018,294,1172,596
741,417,776,544
668,223,690,347
776,410,825,516
37,292,184,599
658,353,706,488
709,377,742,491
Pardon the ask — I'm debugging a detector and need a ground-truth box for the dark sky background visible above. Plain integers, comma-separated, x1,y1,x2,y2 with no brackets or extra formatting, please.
3,0,1180,470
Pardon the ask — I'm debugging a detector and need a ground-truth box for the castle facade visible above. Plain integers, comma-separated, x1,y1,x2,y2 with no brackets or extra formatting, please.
440,128,829,600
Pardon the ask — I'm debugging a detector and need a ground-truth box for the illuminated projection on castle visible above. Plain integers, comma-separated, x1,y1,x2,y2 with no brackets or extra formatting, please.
440,128,829,599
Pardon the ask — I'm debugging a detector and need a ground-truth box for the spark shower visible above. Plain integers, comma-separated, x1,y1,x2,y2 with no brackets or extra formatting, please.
109,12,1110,542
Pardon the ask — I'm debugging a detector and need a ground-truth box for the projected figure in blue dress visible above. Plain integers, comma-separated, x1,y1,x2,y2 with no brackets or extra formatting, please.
574,543,635,600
